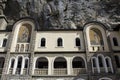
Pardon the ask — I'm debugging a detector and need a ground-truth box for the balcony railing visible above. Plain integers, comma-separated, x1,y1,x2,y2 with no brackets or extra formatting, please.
9,68,13,74
15,43,30,52
54,68,67,75
90,46,105,52
73,68,86,75
23,68,29,75
34,68,48,75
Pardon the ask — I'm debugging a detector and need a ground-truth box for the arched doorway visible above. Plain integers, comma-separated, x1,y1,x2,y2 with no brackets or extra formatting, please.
72,57,86,75
54,57,67,75
35,57,48,75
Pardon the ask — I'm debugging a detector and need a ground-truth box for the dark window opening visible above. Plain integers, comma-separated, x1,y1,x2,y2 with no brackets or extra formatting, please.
93,59,96,67
0,57,5,68
11,59,15,68
54,57,67,68
106,59,110,67
17,57,22,68
113,37,118,46
24,59,29,68
36,57,48,68
76,38,81,46
98,56,103,67
72,57,85,68
2,39,7,47
57,38,63,46
41,38,46,47
114,56,120,68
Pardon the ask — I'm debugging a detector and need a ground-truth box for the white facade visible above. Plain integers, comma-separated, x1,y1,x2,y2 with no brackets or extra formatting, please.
0,18,119,80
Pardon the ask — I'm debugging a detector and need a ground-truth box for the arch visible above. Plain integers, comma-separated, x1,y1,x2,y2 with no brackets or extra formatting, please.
36,57,48,68
91,57,100,73
99,77,112,80
40,38,46,47
105,57,113,73
89,28,103,45
57,38,63,47
75,38,81,46
84,22,109,51
113,37,118,46
16,56,23,74
114,55,120,68
2,39,7,47
54,57,67,68
72,57,85,68
10,19,35,52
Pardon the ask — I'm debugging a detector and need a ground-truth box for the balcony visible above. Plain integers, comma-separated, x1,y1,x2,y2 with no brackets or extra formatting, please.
54,68,67,75
34,68,48,75
73,68,86,75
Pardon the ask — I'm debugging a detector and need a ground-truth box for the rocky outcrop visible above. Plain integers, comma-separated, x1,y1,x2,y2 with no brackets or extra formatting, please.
1,0,120,29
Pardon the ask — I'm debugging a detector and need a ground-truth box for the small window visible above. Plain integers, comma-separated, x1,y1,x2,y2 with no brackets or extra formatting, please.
41,38,46,47
57,38,63,47
76,38,81,46
113,37,118,46
2,39,7,47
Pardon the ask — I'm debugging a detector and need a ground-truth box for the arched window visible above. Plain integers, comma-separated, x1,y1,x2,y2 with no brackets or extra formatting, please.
11,59,15,68
16,57,23,74
113,37,118,46
114,55,120,68
75,38,81,46
105,57,113,73
98,56,104,67
2,39,7,47
54,57,67,68
36,57,48,68
92,58,97,67
89,28,103,45
72,57,85,68
40,38,46,47
57,38,63,47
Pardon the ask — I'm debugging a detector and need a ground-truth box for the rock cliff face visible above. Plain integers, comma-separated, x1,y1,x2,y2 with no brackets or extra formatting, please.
1,0,120,29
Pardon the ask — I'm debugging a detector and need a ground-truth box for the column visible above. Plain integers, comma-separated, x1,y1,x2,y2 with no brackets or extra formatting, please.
96,58,100,73
67,57,72,75
21,57,25,74
32,57,36,75
48,57,53,75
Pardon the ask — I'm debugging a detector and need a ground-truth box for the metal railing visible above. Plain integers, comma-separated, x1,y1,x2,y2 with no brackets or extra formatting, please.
73,68,86,75
34,68,48,75
54,68,67,75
